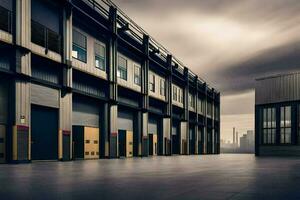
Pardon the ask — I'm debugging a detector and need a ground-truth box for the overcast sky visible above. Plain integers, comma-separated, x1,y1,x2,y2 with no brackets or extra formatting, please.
111,0,300,141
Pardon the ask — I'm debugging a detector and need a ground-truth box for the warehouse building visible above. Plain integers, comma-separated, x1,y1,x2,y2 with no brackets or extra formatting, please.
255,72,300,156
0,0,220,163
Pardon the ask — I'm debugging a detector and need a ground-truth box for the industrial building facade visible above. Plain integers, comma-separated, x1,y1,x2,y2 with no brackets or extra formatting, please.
0,0,220,163
255,72,300,156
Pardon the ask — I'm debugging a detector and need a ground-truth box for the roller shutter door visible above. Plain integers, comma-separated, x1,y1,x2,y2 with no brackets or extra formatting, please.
118,111,133,131
148,118,158,134
73,97,100,127
31,84,59,108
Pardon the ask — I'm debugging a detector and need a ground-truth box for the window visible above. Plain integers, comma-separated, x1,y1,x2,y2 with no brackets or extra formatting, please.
160,79,165,96
95,42,106,71
178,88,182,103
262,107,276,144
180,89,183,103
198,98,202,113
173,86,177,101
117,56,127,80
149,74,155,92
72,29,87,63
189,93,195,108
207,102,212,117
134,65,141,86
280,106,291,144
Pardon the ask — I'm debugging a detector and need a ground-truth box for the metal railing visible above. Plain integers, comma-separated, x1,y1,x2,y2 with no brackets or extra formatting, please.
74,0,218,93
0,6,12,34
31,20,61,54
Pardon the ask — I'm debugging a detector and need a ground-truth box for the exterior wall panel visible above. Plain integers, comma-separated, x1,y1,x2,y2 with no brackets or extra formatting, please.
256,72,300,105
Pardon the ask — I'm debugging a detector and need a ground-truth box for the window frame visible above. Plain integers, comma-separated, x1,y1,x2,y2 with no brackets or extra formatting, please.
134,64,141,86
149,74,155,92
117,55,128,81
72,29,87,63
94,41,106,71
262,107,276,145
160,79,165,96
280,106,292,144
173,85,177,101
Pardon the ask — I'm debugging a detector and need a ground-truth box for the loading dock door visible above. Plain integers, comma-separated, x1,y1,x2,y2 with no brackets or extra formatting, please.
119,130,133,158
149,134,157,156
189,127,196,154
84,127,99,159
0,125,5,163
31,105,58,160
72,126,100,160
172,125,179,154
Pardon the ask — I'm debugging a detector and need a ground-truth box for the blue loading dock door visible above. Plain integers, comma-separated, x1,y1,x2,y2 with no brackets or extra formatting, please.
31,105,58,160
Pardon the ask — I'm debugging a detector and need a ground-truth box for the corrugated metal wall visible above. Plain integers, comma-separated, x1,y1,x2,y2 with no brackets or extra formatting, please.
31,65,60,84
256,72,300,105
31,84,59,108
118,111,133,131
72,97,100,127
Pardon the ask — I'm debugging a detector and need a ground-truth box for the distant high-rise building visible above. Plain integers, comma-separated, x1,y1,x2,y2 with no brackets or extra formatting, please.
233,127,236,144
239,130,254,153
236,132,239,147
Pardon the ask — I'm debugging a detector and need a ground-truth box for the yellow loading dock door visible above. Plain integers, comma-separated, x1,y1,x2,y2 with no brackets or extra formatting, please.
149,134,157,156
72,96,101,160
72,126,100,160
118,130,133,158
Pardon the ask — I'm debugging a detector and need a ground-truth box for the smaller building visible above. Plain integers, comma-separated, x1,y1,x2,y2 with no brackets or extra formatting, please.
255,72,300,156
239,130,254,153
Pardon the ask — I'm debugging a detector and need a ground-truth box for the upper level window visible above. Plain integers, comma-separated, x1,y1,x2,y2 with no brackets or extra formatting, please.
280,106,291,144
95,42,106,71
31,0,61,53
149,74,155,92
72,29,87,63
160,79,165,96
198,99,205,114
189,93,195,108
207,102,212,117
180,89,183,103
0,3,12,33
173,86,177,101
134,65,141,86
117,56,127,80
262,107,276,144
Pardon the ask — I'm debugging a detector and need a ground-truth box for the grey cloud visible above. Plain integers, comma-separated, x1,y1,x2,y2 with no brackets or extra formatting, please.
209,41,300,95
